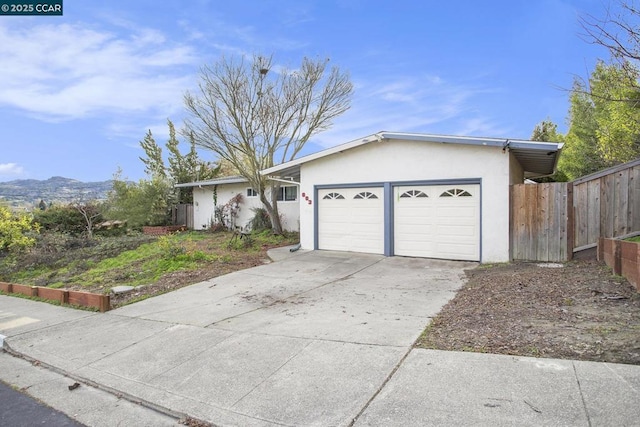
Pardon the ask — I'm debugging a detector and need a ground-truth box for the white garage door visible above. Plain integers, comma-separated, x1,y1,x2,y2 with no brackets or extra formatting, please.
318,187,384,254
394,184,480,261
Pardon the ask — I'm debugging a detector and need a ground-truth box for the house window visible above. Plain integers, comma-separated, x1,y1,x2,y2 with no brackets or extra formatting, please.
277,186,297,201
246,188,258,197
354,191,378,199
440,188,472,197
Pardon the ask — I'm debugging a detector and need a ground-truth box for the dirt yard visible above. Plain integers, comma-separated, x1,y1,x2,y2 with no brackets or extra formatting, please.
417,253,640,365
109,251,272,308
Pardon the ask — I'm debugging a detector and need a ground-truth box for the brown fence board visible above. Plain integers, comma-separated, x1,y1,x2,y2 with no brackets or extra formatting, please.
511,184,527,260
526,184,539,260
617,170,630,236
602,174,615,238
186,204,194,229
512,158,639,262
554,183,569,261
633,166,640,232
587,180,601,245
541,184,553,261
511,183,569,262
574,183,588,248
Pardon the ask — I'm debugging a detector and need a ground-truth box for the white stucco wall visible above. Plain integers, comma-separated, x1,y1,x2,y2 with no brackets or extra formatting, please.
298,139,514,262
192,183,299,232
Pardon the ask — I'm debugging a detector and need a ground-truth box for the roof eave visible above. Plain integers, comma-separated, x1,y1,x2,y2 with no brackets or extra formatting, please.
261,132,564,177
174,176,248,188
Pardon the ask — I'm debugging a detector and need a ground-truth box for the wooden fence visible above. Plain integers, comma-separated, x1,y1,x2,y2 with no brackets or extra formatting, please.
510,182,572,262
172,204,193,229
572,159,640,251
511,158,640,262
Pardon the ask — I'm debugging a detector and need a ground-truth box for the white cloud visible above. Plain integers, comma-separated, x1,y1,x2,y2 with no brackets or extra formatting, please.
0,163,24,176
454,117,512,138
310,74,499,148
0,22,198,121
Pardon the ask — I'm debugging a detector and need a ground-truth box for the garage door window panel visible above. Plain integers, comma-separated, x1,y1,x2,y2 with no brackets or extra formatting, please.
440,188,472,197
399,190,428,198
323,192,345,200
354,191,378,199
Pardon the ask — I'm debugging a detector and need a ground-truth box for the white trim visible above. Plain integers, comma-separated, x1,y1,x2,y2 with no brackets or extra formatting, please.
175,175,247,188
267,176,301,186
262,132,563,176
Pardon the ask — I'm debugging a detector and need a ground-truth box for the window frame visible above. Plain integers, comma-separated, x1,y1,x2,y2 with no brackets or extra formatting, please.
276,185,298,202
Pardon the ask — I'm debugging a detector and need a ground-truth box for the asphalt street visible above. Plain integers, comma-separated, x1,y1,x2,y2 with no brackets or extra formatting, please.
0,380,85,427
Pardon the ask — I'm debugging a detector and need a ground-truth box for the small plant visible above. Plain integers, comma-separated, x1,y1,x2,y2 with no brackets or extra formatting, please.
0,206,39,253
157,235,186,259
249,207,272,232
212,194,243,230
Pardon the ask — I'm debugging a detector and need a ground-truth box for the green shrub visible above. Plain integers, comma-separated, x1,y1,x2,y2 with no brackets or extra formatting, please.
33,205,101,236
249,207,272,232
0,206,39,253
104,174,172,229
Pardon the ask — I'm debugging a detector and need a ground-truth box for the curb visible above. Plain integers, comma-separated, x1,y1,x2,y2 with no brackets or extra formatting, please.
0,338,201,426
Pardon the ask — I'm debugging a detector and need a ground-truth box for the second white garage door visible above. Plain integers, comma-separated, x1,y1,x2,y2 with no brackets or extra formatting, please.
394,184,480,261
318,187,384,254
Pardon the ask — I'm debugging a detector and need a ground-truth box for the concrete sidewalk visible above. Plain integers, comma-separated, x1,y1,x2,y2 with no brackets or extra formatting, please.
1,250,639,426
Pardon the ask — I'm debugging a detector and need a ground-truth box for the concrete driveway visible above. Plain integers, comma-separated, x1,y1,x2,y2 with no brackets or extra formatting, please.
1,250,474,426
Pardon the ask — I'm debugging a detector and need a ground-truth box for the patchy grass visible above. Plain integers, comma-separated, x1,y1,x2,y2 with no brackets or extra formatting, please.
626,235,640,243
0,230,299,308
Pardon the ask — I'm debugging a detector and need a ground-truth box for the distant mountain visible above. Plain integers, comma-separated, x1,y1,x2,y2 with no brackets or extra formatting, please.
0,176,113,209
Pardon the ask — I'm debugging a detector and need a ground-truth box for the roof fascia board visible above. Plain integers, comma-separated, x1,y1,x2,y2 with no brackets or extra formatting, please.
261,132,563,176
379,132,505,148
261,133,382,175
508,141,564,151
175,177,248,188
381,132,563,151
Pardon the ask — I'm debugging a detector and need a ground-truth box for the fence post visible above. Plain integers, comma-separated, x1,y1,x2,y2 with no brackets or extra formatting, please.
613,239,622,275
566,182,574,261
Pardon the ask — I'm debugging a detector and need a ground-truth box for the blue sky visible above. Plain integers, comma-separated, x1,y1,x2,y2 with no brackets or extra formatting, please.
0,0,611,182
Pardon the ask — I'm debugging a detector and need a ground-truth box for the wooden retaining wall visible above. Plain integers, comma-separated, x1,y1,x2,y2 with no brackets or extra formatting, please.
598,238,640,291
0,282,110,312
142,225,186,236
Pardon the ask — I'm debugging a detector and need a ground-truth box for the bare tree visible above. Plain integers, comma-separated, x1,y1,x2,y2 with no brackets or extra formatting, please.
73,202,102,239
184,55,353,234
580,1,640,82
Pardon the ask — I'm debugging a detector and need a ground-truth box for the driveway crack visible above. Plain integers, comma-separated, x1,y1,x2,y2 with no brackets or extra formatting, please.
348,345,414,427
229,339,314,408
572,362,592,427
